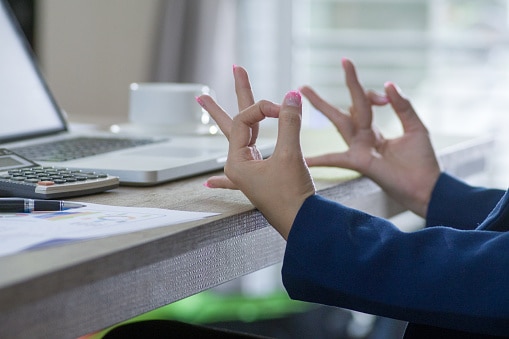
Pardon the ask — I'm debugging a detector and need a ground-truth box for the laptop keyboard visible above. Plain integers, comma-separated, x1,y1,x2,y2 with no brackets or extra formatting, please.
12,136,161,162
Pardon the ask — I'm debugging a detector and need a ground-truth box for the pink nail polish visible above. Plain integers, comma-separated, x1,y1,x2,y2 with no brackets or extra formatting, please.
196,96,205,108
285,91,301,107
203,181,211,188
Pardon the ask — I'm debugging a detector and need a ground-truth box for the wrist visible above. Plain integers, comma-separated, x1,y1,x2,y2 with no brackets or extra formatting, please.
254,191,315,240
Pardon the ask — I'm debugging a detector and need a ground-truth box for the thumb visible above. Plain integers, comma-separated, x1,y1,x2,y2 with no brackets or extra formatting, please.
274,91,303,156
204,175,238,190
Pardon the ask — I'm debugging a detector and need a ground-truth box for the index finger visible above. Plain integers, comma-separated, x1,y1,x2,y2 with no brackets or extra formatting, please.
229,100,279,151
300,85,355,142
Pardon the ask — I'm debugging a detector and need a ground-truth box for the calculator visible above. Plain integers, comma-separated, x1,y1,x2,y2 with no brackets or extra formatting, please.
0,148,119,199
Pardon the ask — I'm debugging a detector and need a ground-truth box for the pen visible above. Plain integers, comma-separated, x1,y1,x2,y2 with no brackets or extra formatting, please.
0,198,85,213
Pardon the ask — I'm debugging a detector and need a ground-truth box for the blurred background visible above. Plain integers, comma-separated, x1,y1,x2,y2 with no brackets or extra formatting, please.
9,0,509,338
12,0,509,188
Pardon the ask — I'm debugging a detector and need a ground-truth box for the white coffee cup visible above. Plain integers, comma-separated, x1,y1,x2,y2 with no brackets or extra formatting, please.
128,82,217,135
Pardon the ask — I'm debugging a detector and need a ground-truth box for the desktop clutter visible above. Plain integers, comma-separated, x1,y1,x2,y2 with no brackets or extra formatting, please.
0,147,119,200
126,81,219,136
0,82,228,202
1,0,246,253
0,82,229,256
3,0,269,188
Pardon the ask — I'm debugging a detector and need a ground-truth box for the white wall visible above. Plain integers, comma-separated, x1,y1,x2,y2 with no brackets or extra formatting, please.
36,0,161,125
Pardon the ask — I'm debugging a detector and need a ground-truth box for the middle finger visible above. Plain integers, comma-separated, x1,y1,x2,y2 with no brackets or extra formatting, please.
234,65,255,110
234,65,259,145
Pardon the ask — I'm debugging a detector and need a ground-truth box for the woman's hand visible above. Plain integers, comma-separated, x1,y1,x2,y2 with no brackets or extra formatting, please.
197,66,315,239
301,59,441,217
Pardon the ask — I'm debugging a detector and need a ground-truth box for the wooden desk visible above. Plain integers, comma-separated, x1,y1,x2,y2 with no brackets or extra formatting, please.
0,134,492,338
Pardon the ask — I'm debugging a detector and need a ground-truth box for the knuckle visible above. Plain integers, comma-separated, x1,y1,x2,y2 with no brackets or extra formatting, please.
279,110,302,126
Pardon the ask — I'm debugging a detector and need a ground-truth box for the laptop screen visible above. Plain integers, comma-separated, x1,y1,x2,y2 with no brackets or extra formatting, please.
0,1,67,143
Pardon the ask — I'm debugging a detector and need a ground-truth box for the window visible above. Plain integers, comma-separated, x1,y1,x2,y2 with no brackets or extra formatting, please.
236,0,509,187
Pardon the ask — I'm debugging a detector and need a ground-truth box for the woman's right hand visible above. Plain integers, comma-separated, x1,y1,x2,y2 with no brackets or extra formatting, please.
301,58,441,217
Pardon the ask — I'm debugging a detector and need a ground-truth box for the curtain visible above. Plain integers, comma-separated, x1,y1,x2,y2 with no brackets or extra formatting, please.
151,0,238,114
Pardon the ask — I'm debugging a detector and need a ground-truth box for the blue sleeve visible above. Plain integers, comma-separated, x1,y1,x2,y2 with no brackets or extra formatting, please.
282,194,509,336
426,173,505,229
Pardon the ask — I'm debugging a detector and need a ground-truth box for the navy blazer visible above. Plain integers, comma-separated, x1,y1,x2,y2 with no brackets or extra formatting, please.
282,173,509,336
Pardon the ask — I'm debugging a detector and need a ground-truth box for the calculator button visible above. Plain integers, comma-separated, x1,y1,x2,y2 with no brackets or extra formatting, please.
37,181,55,186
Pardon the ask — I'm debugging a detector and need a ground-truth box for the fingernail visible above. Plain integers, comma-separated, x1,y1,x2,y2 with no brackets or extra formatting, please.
385,82,404,96
233,64,238,72
285,90,301,107
203,181,212,188
196,96,205,108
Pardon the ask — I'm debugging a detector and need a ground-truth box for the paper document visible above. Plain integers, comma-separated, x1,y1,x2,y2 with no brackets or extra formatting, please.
0,202,218,257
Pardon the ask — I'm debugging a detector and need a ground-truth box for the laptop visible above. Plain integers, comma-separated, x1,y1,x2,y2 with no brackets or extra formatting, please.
0,1,275,186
